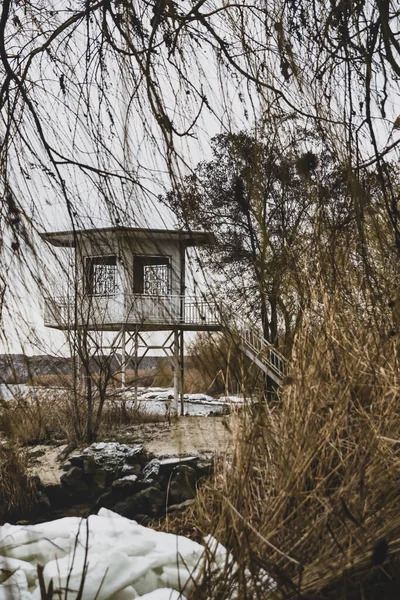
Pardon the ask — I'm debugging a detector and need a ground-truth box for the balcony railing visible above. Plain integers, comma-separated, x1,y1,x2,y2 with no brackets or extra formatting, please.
44,294,221,329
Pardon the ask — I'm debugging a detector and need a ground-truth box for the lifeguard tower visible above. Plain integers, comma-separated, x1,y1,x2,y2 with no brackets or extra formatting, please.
41,226,286,412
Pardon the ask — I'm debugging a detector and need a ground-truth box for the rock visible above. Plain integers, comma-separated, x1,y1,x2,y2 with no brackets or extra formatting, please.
195,461,214,477
142,459,160,480
92,468,107,491
61,467,89,497
133,514,151,525
168,465,197,506
81,442,145,479
43,484,70,509
93,490,118,511
112,475,138,492
158,457,198,476
54,442,213,514
68,455,84,468
120,474,138,482
120,463,141,477
125,447,146,466
82,455,97,475
62,461,72,472
61,466,84,482
112,486,166,519
62,479,89,497
56,442,77,462
28,447,46,458
93,478,154,512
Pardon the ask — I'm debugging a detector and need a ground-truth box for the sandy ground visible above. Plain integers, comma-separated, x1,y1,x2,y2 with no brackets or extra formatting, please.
28,416,233,485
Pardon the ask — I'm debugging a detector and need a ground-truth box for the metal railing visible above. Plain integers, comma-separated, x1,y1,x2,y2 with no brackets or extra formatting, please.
220,306,287,382
240,324,287,380
44,293,221,328
44,293,286,384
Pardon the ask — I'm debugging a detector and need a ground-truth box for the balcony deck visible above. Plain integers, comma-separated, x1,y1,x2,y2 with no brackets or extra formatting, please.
44,294,223,331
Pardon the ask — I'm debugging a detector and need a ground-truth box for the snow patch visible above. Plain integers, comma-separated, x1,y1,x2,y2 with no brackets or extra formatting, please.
0,509,234,600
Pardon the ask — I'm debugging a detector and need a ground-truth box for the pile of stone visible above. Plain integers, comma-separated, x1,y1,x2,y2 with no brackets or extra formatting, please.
42,442,213,522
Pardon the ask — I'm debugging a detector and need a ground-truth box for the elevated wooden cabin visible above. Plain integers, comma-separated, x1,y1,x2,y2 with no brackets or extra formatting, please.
41,226,287,408
41,226,220,332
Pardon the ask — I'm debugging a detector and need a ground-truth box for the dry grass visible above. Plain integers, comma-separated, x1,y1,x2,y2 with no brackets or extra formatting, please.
187,332,265,395
98,399,167,435
0,390,166,445
27,373,74,388
0,393,74,444
28,369,158,389
162,298,400,599
0,444,38,523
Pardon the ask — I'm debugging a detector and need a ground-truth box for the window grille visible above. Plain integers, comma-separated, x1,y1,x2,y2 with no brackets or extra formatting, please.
86,256,117,296
143,264,170,295
133,255,171,295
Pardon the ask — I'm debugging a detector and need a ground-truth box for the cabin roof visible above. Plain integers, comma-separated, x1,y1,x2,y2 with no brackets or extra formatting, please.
40,226,216,248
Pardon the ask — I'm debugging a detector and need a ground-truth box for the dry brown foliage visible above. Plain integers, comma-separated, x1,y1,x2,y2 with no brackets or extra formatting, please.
28,369,158,390
0,393,74,445
0,391,166,445
0,444,38,523
171,297,400,599
187,332,264,396
27,373,74,388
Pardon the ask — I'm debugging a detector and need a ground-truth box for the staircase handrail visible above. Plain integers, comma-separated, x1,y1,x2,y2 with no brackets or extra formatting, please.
218,302,287,380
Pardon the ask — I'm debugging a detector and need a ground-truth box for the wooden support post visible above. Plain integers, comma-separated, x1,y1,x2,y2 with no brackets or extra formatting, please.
121,326,126,391
134,327,139,409
173,329,179,415
180,329,185,416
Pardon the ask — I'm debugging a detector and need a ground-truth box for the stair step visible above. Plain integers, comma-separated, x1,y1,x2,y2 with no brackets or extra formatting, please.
221,307,287,387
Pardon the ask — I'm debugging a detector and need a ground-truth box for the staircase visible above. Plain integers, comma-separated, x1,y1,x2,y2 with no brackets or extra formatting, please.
222,310,287,387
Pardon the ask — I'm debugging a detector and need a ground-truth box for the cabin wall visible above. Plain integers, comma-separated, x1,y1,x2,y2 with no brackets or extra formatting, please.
74,234,182,298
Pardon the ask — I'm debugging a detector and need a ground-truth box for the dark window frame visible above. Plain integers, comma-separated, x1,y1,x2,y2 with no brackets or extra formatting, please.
133,254,172,295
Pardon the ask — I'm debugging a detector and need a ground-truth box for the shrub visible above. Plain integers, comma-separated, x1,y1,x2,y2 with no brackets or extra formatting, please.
0,393,74,445
186,332,265,395
98,399,167,434
183,298,400,599
27,373,73,388
0,390,167,445
0,444,37,523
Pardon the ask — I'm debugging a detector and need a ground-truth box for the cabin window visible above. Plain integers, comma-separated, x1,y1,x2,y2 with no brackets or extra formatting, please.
133,256,171,295
86,256,117,296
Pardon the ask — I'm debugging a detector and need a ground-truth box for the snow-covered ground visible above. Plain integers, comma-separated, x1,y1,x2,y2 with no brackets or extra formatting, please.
0,509,231,600
118,388,246,416
0,509,276,599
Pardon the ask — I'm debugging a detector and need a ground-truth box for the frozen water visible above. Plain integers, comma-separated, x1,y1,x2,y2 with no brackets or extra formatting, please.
0,384,249,416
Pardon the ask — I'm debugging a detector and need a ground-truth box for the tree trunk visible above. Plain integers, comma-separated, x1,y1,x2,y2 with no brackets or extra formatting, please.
260,293,270,342
269,293,278,346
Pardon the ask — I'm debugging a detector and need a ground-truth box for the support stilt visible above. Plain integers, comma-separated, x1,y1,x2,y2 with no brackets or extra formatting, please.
173,329,179,415
180,329,185,416
121,326,126,391
134,327,139,409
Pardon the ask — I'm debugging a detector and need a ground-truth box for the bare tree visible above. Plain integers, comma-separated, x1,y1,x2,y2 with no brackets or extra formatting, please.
1,0,400,437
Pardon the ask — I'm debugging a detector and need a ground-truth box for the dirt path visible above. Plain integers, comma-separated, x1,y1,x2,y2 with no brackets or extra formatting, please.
28,416,233,485
125,416,232,457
